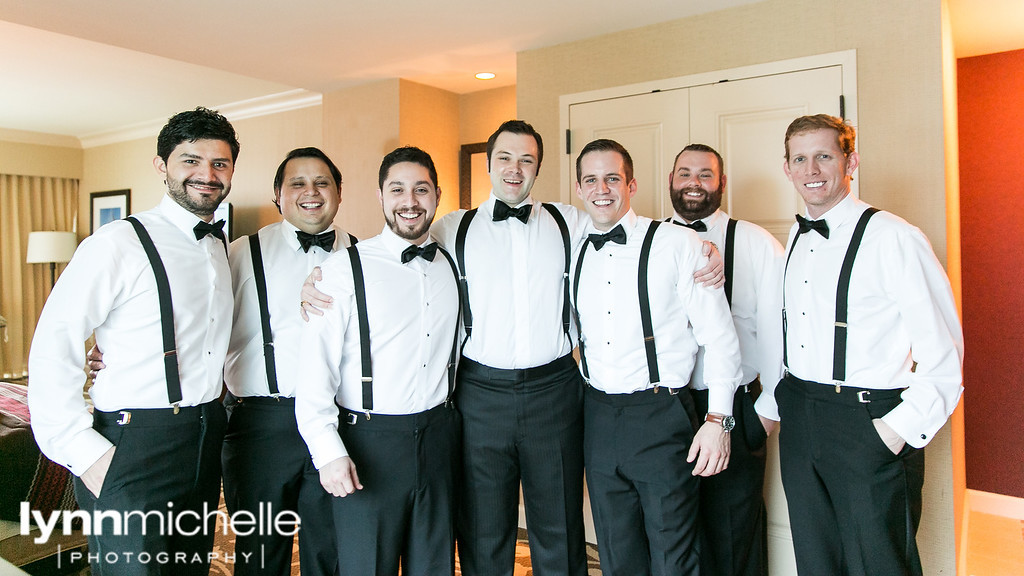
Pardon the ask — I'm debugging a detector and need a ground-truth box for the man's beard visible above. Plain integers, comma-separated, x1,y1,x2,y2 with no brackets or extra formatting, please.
384,207,431,241
167,177,228,217
670,183,722,222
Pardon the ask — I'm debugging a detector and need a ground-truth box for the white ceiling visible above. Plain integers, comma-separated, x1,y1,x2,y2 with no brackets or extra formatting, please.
0,0,1020,146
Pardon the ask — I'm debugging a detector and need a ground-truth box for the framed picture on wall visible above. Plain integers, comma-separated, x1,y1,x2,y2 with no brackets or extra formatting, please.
90,189,131,233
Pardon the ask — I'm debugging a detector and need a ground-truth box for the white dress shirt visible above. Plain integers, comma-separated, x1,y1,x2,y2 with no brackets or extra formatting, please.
225,221,353,398
781,194,964,448
431,195,588,369
674,210,786,420
28,195,233,474
573,210,742,415
296,227,460,469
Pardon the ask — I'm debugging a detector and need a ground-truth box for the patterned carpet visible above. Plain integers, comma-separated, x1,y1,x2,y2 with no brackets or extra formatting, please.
210,496,602,575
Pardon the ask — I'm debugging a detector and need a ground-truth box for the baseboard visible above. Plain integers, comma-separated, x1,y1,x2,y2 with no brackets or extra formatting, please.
965,488,1024,519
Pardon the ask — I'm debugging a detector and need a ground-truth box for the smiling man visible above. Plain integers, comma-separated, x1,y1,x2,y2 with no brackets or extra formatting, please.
296,146,461,575
771,114,964,576
667,143,784,576
222,147,354,575
28,107,238,576
571,139,741,576
430,120,591,576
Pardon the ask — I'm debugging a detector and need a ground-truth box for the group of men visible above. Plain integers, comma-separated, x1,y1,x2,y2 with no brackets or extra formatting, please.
28,105,963,576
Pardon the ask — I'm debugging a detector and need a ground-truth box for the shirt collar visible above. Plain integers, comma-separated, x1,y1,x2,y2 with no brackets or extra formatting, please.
813,193,864,231
279,219,338,252
589,209,638,239
379,225,432,261
671,208,726,232
486,194,536,220
159,195,212,241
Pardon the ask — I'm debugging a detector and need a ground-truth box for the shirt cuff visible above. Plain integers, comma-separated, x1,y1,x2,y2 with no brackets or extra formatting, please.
706,382,738,417
64,429,116,477
307,428,349,470
754,384,781,422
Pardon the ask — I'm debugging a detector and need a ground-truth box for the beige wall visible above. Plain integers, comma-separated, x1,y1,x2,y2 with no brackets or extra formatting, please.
460,85,517,144
323,80,401,240
400,80,460,218
0,139,82,180
79,106,323,240
519,0,954,573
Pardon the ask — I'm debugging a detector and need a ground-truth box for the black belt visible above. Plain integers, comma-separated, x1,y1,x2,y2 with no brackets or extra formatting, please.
782,373,904,406
337,403,452,430
584,383,686,407
95,399,221,427
690,376,762,400
234,395,295,406
459,353,576,382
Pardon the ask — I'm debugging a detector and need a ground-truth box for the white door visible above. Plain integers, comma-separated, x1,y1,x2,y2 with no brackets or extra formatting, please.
564,58,849,575
567,89,690,219
689,65,845,244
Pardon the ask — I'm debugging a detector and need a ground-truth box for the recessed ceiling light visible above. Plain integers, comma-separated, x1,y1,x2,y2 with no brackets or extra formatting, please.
475,72,496,80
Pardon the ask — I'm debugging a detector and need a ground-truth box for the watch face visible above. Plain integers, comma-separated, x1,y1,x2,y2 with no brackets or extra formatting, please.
722,415,736,432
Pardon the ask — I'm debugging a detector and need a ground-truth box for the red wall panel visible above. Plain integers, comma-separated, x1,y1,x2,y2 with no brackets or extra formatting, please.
958,49,1024,499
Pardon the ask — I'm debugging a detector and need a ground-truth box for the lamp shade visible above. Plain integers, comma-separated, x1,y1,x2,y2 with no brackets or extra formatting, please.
26,231,78,264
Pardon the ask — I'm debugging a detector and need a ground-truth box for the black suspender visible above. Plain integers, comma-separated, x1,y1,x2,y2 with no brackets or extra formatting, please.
347,246,375,413
541,204,573,341
666,216,738,306
833,208,879,383
248,234,280,397
724,218,738,306
572,221,663,386
454,204,572,343
571,239,592,382
436,248,463,404
125,217,182,412
782,208,879,386
637,221,663,385
454,209,478,339
249,230,353,398
346,244,462,416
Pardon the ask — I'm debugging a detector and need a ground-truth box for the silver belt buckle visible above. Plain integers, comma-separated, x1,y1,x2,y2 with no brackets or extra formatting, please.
857,390,871,404
346,412,359,426
116,411,131,426
668,387,680,395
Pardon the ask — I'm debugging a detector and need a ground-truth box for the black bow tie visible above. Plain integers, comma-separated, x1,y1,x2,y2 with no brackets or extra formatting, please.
796,214,829,239
193,220,226,242
589,224,627,250
401,242,438,264
672,219,707,232
296,230,336,253
492,201,532,224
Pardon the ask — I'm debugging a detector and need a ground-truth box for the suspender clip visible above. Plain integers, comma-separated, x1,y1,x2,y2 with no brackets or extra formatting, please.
857,390,871,403
271,393,281,402
361,377,372,383
172,402,180,415
116,411,131,426
364,411,371,421
834,382,842,393
835,321,848,328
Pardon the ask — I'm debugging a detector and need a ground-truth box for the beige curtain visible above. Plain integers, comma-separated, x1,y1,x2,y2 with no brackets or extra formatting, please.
0,174,79,379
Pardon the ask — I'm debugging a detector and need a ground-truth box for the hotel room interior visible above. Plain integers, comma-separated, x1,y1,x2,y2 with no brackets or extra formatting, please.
1,0,1021,574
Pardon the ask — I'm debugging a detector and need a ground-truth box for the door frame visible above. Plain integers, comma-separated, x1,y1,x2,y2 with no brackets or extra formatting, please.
558,49,859,204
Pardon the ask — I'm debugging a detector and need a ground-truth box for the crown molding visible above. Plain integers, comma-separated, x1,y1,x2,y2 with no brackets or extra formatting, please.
78,89,322,149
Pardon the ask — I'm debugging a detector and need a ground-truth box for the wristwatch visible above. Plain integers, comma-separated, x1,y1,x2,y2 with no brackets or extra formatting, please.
705,412,736,432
